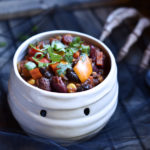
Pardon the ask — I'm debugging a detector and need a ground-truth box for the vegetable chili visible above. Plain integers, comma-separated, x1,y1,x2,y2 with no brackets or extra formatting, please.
18,34,110,93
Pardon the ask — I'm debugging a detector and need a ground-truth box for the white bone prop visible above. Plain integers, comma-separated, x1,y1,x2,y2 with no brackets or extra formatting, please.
117,17,150,61
106,7,127,24
100,8,139,41
140,44,150,70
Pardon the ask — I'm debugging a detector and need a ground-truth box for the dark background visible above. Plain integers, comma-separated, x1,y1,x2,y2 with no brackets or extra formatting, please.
0,0,150,150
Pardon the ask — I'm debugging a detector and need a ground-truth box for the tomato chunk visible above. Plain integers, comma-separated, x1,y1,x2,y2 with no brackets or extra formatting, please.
73,51,80,58
39,58,50,63
28,47,41,56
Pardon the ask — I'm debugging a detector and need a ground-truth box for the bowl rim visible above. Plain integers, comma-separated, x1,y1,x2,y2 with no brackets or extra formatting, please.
13,30,117,98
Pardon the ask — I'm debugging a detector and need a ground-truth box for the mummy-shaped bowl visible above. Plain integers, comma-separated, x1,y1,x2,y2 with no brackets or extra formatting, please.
8,30,118,144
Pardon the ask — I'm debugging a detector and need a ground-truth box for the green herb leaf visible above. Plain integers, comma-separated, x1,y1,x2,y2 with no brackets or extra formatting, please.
29,44,47,52
73,37,81,43
70,36,83,48
66,47,78,53
57,63,72,76
25,61,36,70
48,46,62,63
32,57,50,68
38,62,49,68
64,53,73,64
33,52,44,60
80,44,90,55
51,40,66,52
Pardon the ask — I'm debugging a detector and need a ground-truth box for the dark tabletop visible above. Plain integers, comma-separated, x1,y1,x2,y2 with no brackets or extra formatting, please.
0,4,150,150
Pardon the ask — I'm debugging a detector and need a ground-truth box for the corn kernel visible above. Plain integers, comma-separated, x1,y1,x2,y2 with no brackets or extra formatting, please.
27,79,35,85
98,76,104,82
67,83,77,93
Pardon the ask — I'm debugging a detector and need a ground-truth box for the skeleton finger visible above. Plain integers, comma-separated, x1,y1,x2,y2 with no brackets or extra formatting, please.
100,8,139,41
106,7,127,24
117,17,150,62
140,44,150,70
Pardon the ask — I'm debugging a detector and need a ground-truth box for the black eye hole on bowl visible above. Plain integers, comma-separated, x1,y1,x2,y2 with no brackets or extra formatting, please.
84,108,90,116
40,110,47,117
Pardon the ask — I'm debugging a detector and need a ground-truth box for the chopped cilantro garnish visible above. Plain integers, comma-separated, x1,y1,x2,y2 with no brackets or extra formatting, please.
26,36,91,76
57,63,72,76
29,44,46,52
32,57,51,68
73,37,81,43
64,47,78,64
48,46,62,63
33,52,44,60
38,62,49,68
70,36,83,48
66,47,78,53
80,44,90,55
51,40,66,52
64,53,73,64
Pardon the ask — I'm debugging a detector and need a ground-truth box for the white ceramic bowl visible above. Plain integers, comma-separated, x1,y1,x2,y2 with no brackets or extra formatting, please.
8,30,118,143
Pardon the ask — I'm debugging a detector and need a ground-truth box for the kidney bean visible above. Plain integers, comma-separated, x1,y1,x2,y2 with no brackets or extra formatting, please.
66,69,80,82
36,77,51,91
90,45,97,62
62,34,73,45
51,76,67,93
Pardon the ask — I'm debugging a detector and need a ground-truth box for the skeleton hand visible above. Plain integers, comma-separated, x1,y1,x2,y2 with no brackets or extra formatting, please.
100,7,150,70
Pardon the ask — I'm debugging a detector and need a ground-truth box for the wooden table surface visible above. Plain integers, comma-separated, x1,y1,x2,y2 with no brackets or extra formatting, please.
0,3,150,150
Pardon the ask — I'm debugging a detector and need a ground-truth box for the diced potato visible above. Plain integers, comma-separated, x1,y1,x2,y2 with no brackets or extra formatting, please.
73,55,92,83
